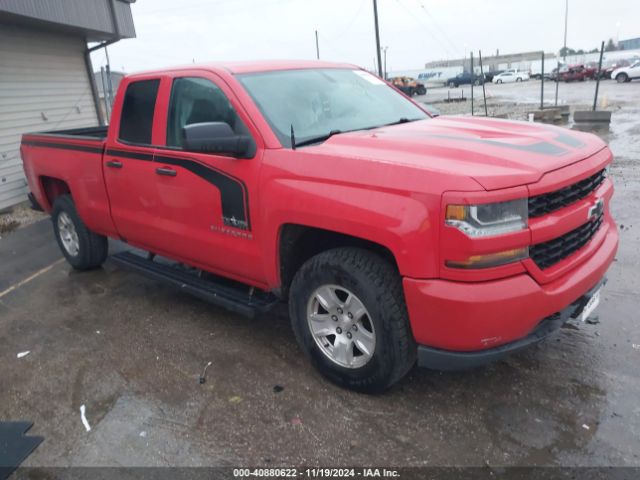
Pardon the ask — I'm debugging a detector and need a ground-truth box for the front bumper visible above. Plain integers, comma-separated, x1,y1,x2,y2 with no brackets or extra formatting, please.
403,220,618,366
416,279,604,370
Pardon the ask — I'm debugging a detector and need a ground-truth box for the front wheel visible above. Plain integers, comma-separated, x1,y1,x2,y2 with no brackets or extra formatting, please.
289,248,416,393
52,195,108,270
516,77,522,82
448,81,456,88
496,79,503,84
616,73,629,83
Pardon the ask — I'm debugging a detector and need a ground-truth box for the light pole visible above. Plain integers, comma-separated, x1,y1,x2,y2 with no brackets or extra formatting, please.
383,46,388,79
463,43,468,71
562,0,568,62
315,30,320,60
372,0,383,78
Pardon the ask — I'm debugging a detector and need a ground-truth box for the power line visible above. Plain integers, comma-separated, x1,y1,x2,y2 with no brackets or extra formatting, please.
393,0,454,58
413,0,460,53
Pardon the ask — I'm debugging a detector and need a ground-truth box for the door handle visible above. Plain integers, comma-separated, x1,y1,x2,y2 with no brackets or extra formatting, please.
106,160,123,168
155,167,177,177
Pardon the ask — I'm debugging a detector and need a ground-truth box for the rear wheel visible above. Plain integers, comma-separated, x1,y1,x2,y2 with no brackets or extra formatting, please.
496,79,503,84
289,248,416,393
52,195,108,270
516,77,522,82
448,81,456,88
616,73,629,83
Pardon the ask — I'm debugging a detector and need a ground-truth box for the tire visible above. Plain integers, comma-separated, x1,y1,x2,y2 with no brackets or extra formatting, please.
52,195,108,270
616,73,628,83
289,248,416,393
516,77,522,82
473,79,480,86
496,79,503,84
448,81,456,88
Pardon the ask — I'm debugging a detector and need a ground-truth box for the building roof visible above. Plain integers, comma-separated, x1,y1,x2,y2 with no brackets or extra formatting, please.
0,0,136,42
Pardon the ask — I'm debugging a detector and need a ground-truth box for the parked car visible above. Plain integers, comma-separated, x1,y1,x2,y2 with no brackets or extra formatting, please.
600,58,639,79
584,62,599,79
561,65,589,82
390,76,426,96
612,61,640,83
21,61,617,392
492,71,530,83
445,71,484,87
484,70,504,82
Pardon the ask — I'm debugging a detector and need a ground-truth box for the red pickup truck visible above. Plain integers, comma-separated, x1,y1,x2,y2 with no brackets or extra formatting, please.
21,61,618,392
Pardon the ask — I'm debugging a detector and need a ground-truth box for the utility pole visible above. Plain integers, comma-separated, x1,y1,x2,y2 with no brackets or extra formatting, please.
470,51,474,116
562,0,569,62
383,46,388,79
372,0,383,78
104,44,114,111
540,51,545,110
315,30,320,60
556,0,568,106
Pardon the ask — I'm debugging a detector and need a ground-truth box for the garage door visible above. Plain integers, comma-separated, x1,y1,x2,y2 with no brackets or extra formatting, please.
0,24,99,210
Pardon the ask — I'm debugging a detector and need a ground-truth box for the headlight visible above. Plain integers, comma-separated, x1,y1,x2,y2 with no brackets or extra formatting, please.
445,198,528,237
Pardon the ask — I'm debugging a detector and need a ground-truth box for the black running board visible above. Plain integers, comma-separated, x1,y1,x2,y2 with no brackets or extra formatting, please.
110,251,279,318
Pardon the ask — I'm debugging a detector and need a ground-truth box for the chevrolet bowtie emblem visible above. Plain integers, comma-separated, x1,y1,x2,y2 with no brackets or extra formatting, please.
588,198,604,220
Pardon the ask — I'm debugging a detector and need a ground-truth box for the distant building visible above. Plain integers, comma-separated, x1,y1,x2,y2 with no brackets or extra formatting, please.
619,37,640,51
425,51,555,72
0,0,136,210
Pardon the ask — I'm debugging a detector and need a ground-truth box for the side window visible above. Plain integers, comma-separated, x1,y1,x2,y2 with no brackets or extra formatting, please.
119,79,160,145
166,77,249,148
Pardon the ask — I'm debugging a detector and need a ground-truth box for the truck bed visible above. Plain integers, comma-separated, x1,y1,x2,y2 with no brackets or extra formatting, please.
25,126,109,141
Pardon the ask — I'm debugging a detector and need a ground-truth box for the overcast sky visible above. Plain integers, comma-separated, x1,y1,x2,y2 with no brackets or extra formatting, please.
96,0,638,74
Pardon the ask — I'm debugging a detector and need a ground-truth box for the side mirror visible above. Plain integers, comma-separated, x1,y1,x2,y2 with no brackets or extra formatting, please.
182,122,255,158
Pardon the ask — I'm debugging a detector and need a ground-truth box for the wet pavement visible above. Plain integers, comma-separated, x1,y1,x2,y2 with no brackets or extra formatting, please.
1,80,639,469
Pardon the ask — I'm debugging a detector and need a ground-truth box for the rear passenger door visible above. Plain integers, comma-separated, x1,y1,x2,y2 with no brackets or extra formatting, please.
104,76,165,249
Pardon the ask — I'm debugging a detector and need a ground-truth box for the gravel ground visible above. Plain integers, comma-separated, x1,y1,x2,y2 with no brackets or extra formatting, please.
0,201,46,237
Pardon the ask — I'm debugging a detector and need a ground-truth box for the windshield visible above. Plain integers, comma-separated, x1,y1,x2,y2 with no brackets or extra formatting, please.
237,68,428,148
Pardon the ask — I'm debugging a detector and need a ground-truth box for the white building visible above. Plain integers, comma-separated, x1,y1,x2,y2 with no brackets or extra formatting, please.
0,0,136,210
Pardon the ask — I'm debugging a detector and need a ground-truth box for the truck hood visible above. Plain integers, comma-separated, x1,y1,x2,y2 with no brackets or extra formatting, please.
314,116,607,190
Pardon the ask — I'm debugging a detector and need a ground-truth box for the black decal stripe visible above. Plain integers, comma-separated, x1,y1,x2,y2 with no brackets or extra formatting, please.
155,155,251,231
105,148,154,161
22,139,103,154
23,141,251,231
427,134,569,156
554,133,586,148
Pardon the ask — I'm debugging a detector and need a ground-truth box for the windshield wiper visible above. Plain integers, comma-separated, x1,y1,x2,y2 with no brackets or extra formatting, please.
290,117,421,149
292,129,343,149
381,117,419,127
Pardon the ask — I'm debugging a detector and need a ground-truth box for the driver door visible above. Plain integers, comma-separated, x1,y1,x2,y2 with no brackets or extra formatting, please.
150,72,265,285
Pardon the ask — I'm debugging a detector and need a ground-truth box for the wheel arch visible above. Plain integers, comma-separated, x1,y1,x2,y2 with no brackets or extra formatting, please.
39,176,71,211
277,224,399,298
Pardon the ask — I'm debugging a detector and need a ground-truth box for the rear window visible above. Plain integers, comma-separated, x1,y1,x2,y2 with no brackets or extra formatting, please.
119,79,160,145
